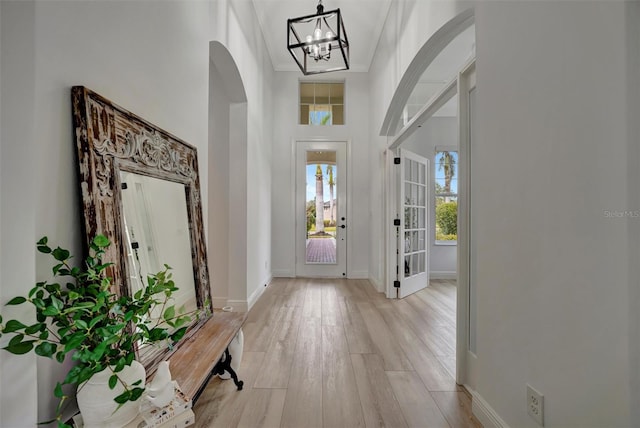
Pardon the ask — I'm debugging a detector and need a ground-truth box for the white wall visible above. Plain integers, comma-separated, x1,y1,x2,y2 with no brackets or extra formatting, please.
368,0,473,290
208,1,274,309
473,2,634,425
626,1,640,423
208,57,232,308
0,0,274,423
29,2,210,422
0,2,38,426
370,0,638,426
402,116,457,278
271,71,370,279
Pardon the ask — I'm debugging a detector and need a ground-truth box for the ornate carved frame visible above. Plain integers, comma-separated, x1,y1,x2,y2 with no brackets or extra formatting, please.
71,86,213,370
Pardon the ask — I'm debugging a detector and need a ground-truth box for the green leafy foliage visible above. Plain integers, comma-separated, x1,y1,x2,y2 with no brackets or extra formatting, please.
7,296,27,305
0,235,204,425
306,199,316,232
435,201,458,237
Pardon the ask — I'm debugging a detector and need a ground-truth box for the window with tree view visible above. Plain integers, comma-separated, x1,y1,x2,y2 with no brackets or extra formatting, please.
300,82,344,125
435,149,458,243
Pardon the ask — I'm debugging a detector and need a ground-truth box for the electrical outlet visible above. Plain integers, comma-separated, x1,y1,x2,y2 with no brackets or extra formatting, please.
527,384,544,426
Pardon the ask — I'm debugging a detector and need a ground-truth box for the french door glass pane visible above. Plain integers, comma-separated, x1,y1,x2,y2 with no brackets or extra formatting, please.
305,150,337,264
402,153,428,280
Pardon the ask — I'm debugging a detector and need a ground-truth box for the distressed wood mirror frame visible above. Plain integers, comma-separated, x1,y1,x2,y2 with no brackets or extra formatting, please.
71,86,213,371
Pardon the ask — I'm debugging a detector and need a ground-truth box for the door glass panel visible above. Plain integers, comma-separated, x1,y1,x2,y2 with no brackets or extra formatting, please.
305,150,337,264
405,183,411,205
402,152,428,279
412,184,419,206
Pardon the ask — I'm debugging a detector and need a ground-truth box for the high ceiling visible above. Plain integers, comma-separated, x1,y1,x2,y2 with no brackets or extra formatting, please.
251,0,476,119
252,0,393,73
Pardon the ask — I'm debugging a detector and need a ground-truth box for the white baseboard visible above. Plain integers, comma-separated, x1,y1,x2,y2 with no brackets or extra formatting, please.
348,270,368,279
211,297,228,309
430,271,457,280
247,276,271,311
226,299,248,313
368,276,384,293
472,390,509,428
272,269,294,278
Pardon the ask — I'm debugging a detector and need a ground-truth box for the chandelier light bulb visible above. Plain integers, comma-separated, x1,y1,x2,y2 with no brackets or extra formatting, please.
306,35,313,54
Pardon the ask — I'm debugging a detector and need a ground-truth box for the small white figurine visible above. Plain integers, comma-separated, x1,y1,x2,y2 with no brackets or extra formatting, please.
146,360,174,408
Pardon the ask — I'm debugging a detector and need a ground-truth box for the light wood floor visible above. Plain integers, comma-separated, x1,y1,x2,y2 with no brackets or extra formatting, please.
193,278,482,428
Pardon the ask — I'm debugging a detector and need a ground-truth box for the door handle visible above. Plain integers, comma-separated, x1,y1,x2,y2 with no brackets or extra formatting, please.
340,225,346,229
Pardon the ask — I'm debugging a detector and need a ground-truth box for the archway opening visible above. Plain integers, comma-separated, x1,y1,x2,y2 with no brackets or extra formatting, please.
380,8,476,389
208,41,249,310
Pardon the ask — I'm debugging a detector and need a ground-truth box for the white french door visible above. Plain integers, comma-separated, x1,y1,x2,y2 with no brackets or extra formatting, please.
395,149,430,298
295,141,347,277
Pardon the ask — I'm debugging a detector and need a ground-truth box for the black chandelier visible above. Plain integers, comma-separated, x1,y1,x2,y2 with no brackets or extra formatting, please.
287,0,350,75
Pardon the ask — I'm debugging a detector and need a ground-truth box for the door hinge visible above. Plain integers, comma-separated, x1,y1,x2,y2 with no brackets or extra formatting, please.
121,182,128,190
393,218,401,226
394,157,401,165
393,280,401,288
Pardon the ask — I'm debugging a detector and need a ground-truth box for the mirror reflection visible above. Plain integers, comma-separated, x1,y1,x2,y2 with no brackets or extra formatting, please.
120,171,198,360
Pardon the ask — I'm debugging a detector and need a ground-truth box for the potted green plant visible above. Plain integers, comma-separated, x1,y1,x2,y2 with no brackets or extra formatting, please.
0,235,201,427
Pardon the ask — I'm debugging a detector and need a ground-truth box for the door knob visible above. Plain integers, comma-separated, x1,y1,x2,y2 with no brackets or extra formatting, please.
340,225,346,229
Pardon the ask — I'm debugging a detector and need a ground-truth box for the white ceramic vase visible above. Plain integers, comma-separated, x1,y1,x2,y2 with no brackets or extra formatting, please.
218,328,244,380
76,360,146,428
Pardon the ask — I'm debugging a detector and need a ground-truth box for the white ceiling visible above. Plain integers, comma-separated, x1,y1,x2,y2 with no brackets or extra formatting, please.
252,0,393,73
251,1,475,119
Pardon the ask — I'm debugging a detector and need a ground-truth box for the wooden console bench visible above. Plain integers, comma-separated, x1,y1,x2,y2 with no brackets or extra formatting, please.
168,311,246,401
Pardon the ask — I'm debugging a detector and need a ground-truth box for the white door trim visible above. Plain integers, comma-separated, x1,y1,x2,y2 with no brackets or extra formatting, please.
456,58,476,387
385,149,398,298
294,139,350,278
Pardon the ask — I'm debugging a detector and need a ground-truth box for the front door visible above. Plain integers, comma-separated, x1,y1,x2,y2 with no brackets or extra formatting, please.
397,148,430,298
295,141,347,277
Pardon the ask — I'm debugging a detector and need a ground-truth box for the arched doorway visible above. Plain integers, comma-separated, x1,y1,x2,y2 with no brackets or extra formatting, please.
208,41,249,311
380,8,476,389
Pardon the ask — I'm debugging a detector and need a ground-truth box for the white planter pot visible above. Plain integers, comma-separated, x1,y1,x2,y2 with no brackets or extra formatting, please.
76,360,146,428
218,328,244,380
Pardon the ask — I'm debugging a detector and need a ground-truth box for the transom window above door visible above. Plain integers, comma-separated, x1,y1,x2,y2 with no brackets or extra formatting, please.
299,82,344,125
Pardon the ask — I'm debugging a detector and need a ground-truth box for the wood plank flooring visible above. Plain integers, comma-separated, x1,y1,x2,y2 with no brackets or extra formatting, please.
193,278,482,428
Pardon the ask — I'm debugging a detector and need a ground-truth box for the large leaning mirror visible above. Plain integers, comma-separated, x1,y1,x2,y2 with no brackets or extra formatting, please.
71,86,213,372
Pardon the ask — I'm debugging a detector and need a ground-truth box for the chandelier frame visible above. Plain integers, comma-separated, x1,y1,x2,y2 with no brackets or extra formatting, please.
287,5,350,75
